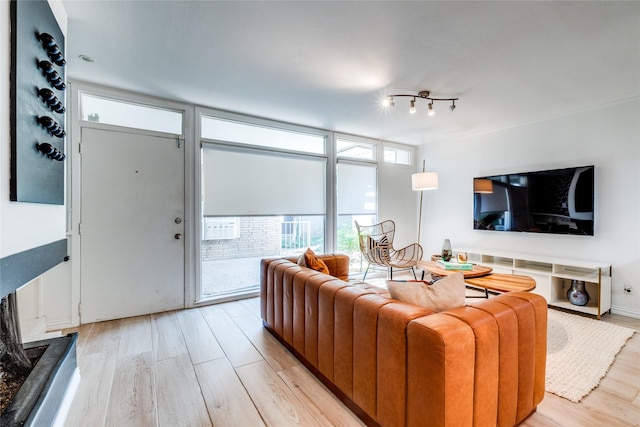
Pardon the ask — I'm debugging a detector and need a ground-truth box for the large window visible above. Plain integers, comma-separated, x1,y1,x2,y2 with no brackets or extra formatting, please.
199,114,328,301
197,112,414,302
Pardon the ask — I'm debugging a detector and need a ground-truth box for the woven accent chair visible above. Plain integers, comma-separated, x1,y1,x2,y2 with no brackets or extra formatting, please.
355,220,423,280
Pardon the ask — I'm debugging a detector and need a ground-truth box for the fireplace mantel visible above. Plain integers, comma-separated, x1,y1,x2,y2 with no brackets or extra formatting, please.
0,239,68,299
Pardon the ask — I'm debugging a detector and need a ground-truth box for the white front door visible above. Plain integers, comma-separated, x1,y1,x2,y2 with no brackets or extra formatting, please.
80,127,185,323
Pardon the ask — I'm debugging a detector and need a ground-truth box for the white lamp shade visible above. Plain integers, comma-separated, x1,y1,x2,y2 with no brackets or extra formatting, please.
412,171,439,191
474,178,494,194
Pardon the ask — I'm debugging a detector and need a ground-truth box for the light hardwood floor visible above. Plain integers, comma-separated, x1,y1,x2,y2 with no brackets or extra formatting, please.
63,292,640,427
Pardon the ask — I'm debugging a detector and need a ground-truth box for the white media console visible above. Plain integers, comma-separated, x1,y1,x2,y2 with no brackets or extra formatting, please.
458,249,611,319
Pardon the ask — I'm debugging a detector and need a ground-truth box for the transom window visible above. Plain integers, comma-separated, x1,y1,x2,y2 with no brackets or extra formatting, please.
337,137,376,161
80,94,183,134
384,145,412,165
201,115,326,155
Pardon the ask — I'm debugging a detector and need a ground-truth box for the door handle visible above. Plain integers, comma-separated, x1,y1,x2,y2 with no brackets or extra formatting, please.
175,234,182,240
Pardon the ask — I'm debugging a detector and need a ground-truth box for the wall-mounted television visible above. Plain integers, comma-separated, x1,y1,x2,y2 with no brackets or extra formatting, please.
473,165,594,236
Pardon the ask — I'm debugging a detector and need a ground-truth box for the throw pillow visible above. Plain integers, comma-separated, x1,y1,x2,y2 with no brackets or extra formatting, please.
386,272,466,312
297,253,307,267
367,235,390,261
299,248,330,275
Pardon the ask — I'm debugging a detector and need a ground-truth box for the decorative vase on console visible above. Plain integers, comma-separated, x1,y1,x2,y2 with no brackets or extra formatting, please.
441,239,452,262
567,279,590,306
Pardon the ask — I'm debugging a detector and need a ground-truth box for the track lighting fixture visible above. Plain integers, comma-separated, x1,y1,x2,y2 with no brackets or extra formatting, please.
382,90,459,117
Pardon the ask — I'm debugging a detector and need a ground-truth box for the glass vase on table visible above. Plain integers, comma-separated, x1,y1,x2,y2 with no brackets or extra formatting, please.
441,239,452,262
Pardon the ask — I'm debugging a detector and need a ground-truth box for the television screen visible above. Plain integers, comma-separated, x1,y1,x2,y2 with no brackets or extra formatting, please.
473,165,594,235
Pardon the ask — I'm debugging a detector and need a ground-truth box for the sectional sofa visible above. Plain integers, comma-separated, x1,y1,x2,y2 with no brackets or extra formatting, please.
260,254,547,427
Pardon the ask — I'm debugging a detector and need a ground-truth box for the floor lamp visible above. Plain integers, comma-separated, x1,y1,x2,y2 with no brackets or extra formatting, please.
412,160,439,245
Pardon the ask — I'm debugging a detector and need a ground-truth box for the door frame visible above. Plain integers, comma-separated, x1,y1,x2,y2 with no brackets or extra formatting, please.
68,81,196,325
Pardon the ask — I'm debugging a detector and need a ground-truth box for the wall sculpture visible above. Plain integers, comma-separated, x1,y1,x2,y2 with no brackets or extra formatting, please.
10,0,66,204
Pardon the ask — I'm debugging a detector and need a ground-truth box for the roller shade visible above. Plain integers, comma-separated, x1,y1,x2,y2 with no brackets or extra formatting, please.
203,147,326,216
337,162,377,215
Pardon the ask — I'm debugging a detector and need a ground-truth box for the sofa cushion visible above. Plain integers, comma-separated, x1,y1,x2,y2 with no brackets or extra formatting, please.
297,248,329,275
351,281,391,297
386,273,466,312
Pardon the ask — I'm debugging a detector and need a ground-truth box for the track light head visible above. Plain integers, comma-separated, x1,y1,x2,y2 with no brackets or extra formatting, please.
427,102,435,116
449,101,456,112
383,96,395,107
409,99,416,114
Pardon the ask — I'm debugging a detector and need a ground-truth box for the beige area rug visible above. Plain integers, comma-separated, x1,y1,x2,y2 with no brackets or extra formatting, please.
546,309,635,403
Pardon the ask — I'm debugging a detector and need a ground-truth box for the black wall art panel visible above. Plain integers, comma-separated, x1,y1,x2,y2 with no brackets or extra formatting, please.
10,0,66,205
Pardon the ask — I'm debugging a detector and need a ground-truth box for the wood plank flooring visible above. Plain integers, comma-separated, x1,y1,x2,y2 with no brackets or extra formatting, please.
63,294,640,427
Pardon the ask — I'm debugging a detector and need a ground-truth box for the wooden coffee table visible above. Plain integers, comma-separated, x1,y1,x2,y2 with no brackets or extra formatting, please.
465,274,537,298
417,261,536,298
417,260,493,279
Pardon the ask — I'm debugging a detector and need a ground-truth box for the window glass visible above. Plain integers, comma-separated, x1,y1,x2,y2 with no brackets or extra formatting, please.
337,138,376,160
201,215,325,299
201,116,325,154
383,146,412,165
80,94,182,134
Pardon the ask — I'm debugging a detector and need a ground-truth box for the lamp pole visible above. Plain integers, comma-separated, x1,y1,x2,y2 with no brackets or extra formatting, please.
412,159,438,247
417,160,425,244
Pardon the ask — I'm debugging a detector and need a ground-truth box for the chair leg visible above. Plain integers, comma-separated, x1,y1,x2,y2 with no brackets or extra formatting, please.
363,264,370,281
411,267,417,280
389,267,393,280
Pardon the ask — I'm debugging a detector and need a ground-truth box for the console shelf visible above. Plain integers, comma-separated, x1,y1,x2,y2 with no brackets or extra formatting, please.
459,249,611,319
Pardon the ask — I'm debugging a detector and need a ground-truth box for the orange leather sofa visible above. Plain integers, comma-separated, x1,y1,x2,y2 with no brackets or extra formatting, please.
260,254,547,427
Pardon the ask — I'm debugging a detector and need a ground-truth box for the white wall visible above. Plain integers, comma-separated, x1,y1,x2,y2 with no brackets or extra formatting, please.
419,98,640,317
1,0,71,335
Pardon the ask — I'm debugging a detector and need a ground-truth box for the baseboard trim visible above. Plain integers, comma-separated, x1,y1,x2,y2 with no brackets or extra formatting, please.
610,305,640,319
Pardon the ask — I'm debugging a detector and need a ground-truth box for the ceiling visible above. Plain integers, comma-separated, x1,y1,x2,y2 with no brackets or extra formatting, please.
61,1,640,145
